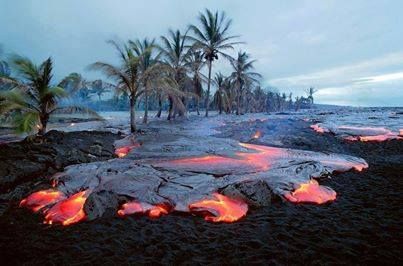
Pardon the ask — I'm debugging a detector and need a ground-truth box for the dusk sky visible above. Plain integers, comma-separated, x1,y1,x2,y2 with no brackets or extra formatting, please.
1,0,402,106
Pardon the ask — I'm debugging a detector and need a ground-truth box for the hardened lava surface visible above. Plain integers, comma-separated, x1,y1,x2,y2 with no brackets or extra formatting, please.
0,117,402,264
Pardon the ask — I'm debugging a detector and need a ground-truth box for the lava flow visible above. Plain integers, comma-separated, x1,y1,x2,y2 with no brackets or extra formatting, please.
310,124,328,133
44,190,89,226
189,193,248,223
117,201,169,218
20,189,66,212
252,130,262,139
163,143,285,173
115,143,140,158
285,179,337,204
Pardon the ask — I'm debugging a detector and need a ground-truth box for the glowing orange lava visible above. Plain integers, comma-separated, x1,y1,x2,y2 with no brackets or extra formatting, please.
117,202,143,216
115,143,140,158
285,179,336,204
165,143,284,173
20,189,66,212
44,190,89,226
252,130,262,139
117,201,169,218
310,124,327,133
345,134,402,142
189,193,248,223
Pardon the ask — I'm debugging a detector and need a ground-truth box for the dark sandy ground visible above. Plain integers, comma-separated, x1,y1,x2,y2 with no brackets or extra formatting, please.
0,117,402,265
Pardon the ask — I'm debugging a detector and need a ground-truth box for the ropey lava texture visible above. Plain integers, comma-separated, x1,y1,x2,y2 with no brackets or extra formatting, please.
20,135,367,225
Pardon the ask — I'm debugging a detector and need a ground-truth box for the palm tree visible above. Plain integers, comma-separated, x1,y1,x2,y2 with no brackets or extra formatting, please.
159,29,189,120
89,40,142,132
90,79,110,101
213,72,229,114
59,72,91,101
229,51,261,115
130,38,159,124
0,47,11,91
189,9,241,117
305,87,317,105
0,56,98,135
185,49,205,115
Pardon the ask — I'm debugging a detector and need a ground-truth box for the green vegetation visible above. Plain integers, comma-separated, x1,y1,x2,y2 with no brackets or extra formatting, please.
0,9,317,135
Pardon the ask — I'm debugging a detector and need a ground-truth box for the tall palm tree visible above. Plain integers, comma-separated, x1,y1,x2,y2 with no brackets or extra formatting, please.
189,9,241,117
0,56,98,135
185,49,205,115
159,29,189,120
89,40,142,132
229,51,261,115
130,38,159,124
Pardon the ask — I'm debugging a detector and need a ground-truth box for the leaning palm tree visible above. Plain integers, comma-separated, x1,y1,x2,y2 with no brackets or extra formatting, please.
89,40,142,132
159,29,189,120
0,56,99,135
229,51,261,115
189,9,241,117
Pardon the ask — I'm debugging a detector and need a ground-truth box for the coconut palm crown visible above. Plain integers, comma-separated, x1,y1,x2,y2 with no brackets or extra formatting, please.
0,56,99,135
189,9,242,117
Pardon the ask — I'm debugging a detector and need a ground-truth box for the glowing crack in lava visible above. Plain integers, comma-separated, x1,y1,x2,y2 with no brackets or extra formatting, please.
20,189,66,212
44,190,89,226
252,130,262,139
310,124,328,134
163,143,285,173
312,124,402,142
285,179,337,204
117,202,169,218
189,193,248,223
115,143,140,158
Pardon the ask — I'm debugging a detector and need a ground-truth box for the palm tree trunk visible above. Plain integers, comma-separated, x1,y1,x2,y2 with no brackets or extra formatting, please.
196,98,200,115
38,114,49,136
167,96,173,120
205,60,212,117
130,94,136,132
156,94,162,118
143,87,148,124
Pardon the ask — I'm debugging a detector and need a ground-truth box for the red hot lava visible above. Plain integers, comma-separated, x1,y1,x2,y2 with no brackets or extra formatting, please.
285,179,336,204
189,193,248,223
252,130,262,139
310,124,328,134
44,190,89,226
117,201,169,218
20,189,66,212
115,143,140,158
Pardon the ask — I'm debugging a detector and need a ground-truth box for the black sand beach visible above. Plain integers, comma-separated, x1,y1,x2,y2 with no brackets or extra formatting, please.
0,117,402,265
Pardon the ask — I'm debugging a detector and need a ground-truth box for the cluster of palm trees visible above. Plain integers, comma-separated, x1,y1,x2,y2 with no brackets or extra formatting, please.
0,9,317,136
88,9,243,132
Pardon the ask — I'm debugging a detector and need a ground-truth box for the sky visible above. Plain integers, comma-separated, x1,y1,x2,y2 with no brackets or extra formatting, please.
1,0,402,107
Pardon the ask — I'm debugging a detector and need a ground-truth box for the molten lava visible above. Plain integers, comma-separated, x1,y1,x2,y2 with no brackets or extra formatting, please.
165,143,285,173
115,143,140,158
310,124,327,133
285,179,336,204
117,201,169,218
20,189,66,212
252,130,262,139
44,190,89,226
189,193,248,223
